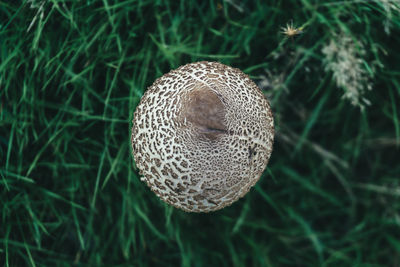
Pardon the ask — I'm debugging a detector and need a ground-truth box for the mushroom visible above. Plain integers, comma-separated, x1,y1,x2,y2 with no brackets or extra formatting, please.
131,61,274,212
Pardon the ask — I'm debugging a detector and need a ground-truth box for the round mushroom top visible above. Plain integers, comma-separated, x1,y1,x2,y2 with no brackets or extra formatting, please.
131,61,274,212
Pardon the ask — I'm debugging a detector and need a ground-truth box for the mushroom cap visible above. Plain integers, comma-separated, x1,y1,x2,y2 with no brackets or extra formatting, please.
131,61,274,212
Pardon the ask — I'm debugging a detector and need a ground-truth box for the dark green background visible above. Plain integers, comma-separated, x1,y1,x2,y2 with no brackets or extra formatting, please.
1,0,400,266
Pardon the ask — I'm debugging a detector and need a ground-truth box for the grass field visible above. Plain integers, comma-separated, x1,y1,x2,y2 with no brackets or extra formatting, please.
1,0,400,266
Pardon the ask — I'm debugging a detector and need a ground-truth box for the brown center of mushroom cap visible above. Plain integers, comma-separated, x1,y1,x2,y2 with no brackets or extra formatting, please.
182,85,227,140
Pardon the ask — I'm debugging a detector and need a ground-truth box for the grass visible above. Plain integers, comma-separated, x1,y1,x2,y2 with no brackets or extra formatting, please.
1,0,400,266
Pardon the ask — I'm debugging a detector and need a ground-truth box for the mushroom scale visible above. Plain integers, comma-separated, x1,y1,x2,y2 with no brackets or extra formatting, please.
131,61,274,212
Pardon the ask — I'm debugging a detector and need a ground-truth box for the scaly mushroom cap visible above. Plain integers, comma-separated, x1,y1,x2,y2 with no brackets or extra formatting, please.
131,61,274,212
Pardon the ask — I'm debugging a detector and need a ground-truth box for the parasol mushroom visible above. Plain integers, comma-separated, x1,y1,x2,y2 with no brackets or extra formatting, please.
131,61,274,212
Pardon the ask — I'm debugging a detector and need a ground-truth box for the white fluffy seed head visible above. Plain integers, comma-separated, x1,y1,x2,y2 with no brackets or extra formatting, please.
131,61,274,212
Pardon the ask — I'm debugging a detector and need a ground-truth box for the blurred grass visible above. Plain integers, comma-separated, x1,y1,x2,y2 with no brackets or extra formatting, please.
1,0,400,266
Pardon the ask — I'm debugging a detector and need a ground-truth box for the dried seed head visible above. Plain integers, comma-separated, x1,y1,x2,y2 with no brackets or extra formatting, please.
281,21,304,37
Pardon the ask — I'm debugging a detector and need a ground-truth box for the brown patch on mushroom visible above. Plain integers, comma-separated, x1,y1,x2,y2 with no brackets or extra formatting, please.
182,84,227,140
131,61,274,213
